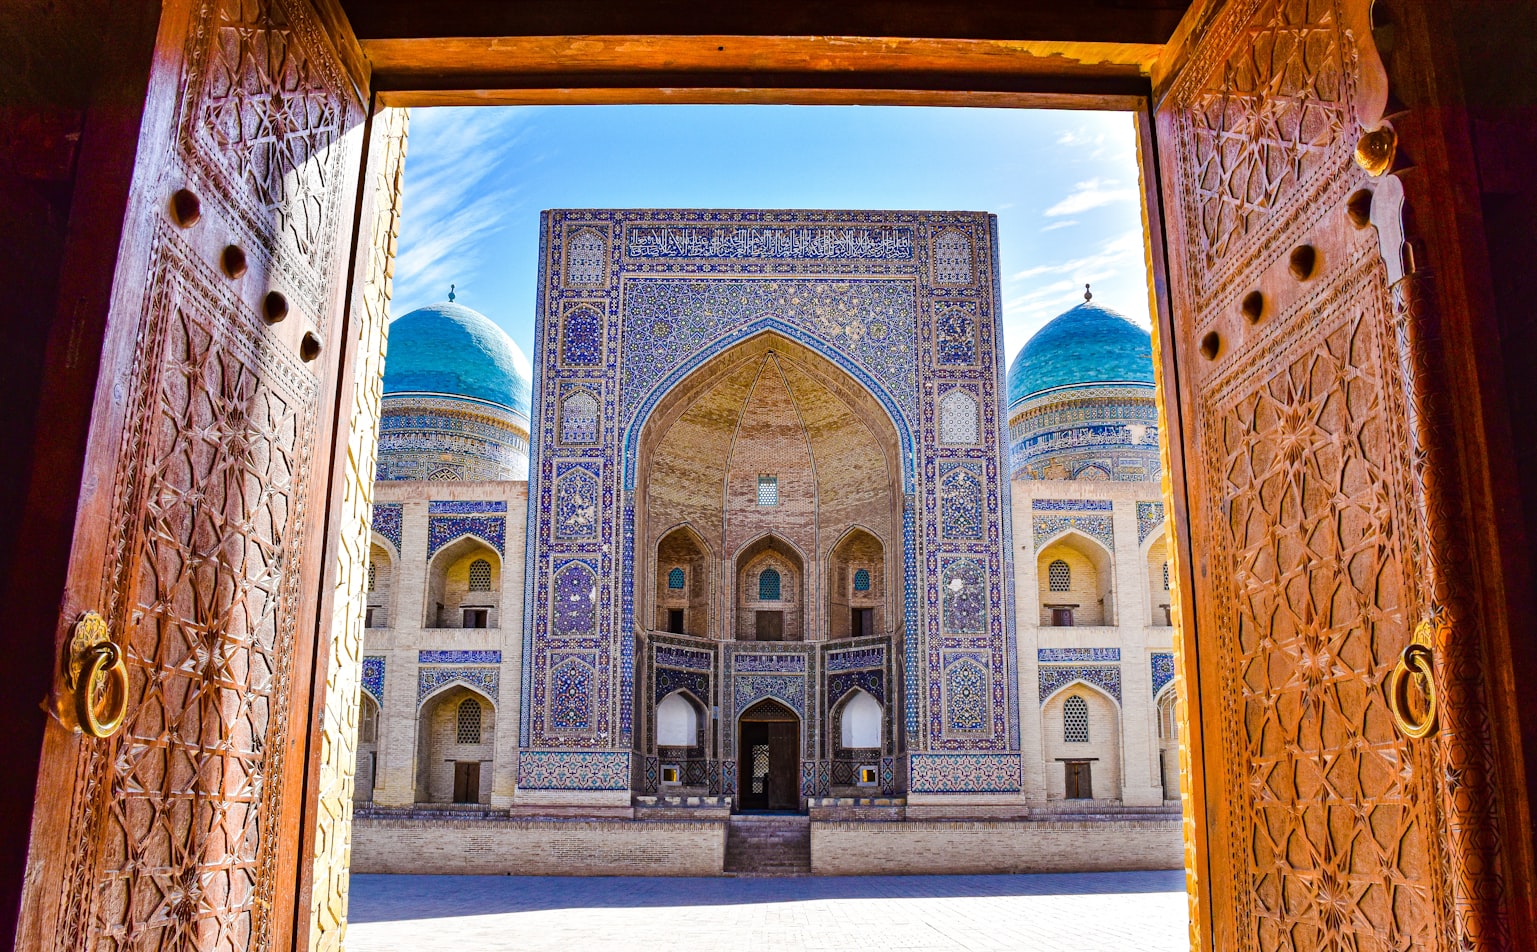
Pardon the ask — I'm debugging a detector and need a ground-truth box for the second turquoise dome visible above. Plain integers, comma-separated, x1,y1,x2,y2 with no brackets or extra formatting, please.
384,302,532,418
1007,300,1155,407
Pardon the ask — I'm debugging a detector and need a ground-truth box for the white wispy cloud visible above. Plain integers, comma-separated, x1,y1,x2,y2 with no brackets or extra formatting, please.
1041,220,1078,232
1043,177,1138,217
391,109,540,313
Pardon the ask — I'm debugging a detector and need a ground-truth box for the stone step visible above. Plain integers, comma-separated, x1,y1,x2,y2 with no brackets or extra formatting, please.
724,815,811,876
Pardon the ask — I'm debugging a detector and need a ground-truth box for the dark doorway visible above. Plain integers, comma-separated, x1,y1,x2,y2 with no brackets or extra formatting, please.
755,610,783,641
737,700,800,811
851,607,873,638
1064,761,1093,799
666,608,684,634
453,761,481,803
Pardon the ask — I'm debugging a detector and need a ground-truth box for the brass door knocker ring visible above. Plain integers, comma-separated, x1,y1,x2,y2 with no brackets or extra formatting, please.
1388,640,1437,739
65,611,129,738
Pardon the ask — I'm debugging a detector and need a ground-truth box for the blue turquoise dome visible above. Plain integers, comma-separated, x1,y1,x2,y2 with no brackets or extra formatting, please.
384,302,532,418
1007,300,1155,407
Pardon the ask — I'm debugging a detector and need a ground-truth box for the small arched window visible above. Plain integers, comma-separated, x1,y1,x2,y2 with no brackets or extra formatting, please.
367,561,377,592
1063,694,1089,743
456,698,483,744
1162,561,1170,590
667,567,685,590
1048,559,1071,592
759,568,782,601
853,568,871,592
359,699,378,744
468,558,492,591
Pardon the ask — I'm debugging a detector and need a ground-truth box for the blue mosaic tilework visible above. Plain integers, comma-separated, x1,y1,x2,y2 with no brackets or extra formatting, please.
550,658,596,731
419,650,501,664
828,669,885,705
1038,664,1122,704
554,463,600,539
734,675,807,717
734,653,808,674
720,759,737,795
1032,499,1114,511
940,558,988,634
551,560,598,636
370,504,402,550
427,514,505,557
656,667,710,704
429,500,508,514
880,755,897,795
939,463,984,540
1151,652,1176,696
943,656,989,732
935,303,977,366
517,751,631,790
361,656,385,702
561,305,604,365
908,753,1021,794
1032,514,1114,552
377,397,530,482
826,646,884,672
1008,386,1160,482
1138,501,1167,544
1038,647,1121,663
655,645,712,670
624,223,915,260
417,666,499,703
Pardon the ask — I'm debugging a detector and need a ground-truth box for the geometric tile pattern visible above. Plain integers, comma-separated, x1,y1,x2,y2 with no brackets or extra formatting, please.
427,513,506,557
418,666,500,703
1039,647,1121,663
1150,652,1175,697
1038,664,1122,704
516,751,631,791
908,753,1022,794
362,656,387,702
371,502,403,549
1032,514,1114,552
1137,501,1166,544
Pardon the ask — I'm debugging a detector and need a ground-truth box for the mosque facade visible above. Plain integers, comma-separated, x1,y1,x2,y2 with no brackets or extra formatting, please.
353,210,1181,873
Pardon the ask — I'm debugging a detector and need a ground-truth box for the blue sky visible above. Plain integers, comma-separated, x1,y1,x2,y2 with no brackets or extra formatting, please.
393,105,1151,364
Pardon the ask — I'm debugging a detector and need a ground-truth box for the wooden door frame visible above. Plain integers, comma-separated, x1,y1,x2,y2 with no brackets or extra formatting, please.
6,1,1536,949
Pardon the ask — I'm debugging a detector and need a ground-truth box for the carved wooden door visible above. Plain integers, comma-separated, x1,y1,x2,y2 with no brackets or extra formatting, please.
1155,0,1508,948
17,1,366,949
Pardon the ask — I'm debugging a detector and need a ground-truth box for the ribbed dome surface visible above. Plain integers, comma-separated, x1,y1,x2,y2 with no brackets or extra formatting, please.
1007,300,1155,406
384,302,532,417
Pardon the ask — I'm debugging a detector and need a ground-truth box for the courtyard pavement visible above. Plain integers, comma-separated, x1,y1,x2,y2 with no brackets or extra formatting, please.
347,870,1189,951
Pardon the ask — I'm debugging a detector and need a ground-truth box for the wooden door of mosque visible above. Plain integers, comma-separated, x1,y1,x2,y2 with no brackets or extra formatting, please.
14,1,376,949
1155,0,1515,948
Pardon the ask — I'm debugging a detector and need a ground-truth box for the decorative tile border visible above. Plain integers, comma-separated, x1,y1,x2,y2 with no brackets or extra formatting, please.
370,503,402,550
419,649,501,664
1037,647,1121,663
1151,652,1176,696
733,652,808,674
734,674,807,718
655,667,709,704
1032,499,1114,511
427,513,506,557
517,750,631,790
361,656,385,702
655,644,712,670
826,645,884,672
429,499,507,514
828,669,885,705
1032,514,1114,552
1038,664,1122,703
1137,501,1166,544
418,665,500,703
908,753,1022,793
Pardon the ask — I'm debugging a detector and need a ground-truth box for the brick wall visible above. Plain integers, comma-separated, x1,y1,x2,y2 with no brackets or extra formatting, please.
351,816,726,875
811,819,1182,875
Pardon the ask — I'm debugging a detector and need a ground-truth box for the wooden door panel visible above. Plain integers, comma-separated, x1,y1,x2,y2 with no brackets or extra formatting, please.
21,1,365,949
1153,0,1477,947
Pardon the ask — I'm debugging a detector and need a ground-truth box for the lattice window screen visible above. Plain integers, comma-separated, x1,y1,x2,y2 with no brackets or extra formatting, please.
367,561,377,592
1162,562,1170,590
1063,695,1089,743
757,475,778,506
1048,559,1071,592
456,698,483,744
751,744,770,793
759,568,781,601
468,558,492,591
853,568,871,592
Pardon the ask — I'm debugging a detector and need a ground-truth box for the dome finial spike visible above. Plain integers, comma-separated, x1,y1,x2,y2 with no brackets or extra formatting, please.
448,283,456,303
1084,283,1092,303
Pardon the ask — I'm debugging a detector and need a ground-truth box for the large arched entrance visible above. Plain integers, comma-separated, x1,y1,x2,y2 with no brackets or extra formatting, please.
737,698,801,811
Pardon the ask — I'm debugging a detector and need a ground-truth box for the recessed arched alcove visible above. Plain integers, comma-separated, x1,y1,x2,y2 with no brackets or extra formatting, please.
415,685,495,804
425,536,501,629
1036,530,1116,627
653,524,711,636
827,527,886,640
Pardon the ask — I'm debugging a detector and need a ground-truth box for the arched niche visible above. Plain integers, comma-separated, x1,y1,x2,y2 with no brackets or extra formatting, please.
366,538,395,629
1041,682,1121,801
631,331,905,647
1037,530,1116,627
426,536,501,629
1154,684,1180,801
354,694,380,803
415,685,495,804
1144,528,1173,626
827,527,885,640
735,534,805,641
655,690,709,788
654,524,710,637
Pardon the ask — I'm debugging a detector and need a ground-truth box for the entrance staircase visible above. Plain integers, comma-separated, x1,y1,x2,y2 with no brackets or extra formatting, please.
724,814,811,876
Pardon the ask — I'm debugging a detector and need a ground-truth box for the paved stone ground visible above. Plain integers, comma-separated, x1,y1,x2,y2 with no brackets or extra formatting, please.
347,870,1189,951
